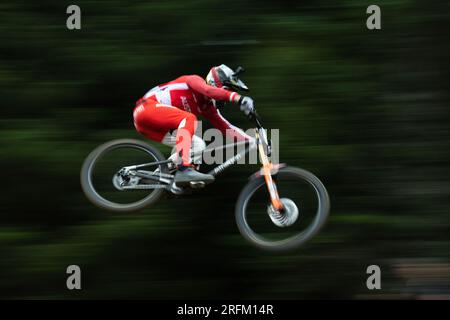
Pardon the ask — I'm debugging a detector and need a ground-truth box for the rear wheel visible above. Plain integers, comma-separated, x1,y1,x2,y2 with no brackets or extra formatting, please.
80,139,169,212
235,167,330,251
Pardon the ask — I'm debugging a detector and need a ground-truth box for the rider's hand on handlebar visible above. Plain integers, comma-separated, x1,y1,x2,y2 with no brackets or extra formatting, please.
238,96,255,116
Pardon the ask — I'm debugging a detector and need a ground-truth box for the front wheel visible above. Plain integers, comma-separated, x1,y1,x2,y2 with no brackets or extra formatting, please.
235,166,330,251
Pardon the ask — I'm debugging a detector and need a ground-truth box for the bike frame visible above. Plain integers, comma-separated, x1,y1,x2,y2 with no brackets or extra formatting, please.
121,123,284,211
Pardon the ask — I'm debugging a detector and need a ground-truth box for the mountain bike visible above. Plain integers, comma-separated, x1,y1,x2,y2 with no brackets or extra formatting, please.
80,110,330,251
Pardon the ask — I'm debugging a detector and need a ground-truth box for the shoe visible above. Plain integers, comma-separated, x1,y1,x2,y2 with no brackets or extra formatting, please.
174,166,214,186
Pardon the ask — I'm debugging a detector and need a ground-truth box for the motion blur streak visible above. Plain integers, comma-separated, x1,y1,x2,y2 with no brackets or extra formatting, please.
0,0,449,299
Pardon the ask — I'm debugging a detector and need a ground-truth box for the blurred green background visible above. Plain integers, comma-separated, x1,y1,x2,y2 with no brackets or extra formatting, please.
0,0,449,299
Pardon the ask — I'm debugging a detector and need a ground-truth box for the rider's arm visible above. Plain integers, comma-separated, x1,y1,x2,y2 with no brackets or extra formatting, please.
186,75,241,103
203,106,253,142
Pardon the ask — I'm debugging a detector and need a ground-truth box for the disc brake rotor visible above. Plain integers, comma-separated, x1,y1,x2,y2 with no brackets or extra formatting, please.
267,198,300,227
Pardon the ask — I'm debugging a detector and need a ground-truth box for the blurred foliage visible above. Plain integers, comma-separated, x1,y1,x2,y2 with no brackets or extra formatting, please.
0,0,449,299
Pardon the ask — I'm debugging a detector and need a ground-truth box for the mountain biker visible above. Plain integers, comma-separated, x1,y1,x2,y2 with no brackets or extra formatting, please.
133,64,255,186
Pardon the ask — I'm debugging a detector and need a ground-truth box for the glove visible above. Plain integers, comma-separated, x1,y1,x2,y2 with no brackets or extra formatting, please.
238,96,254,116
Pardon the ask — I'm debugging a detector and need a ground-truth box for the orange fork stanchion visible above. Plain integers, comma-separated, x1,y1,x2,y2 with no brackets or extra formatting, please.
257,132,284,212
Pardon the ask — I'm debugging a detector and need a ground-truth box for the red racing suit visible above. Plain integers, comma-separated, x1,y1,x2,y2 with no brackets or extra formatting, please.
133,75,251,166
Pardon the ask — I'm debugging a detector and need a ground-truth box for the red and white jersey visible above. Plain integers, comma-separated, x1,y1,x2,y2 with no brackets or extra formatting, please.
138,75,250,141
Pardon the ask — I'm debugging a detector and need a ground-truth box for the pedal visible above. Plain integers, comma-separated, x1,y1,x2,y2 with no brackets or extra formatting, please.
189,181,206,189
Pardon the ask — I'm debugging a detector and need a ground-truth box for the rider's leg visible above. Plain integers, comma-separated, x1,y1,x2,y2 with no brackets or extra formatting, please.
161,132,181,165
163,133,206,166
172,121,213,184
191,136,206,165
134,100,196,156
174,113,197,166
133,101,213,184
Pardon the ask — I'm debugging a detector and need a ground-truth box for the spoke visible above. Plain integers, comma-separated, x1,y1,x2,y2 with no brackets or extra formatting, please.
122,185,167,190
138,170,174,179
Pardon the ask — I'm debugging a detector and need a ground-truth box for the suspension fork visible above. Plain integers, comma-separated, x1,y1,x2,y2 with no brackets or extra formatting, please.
256,131,284,212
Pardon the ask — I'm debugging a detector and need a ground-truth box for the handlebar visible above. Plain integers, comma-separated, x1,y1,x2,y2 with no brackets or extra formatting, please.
248,109,263,129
